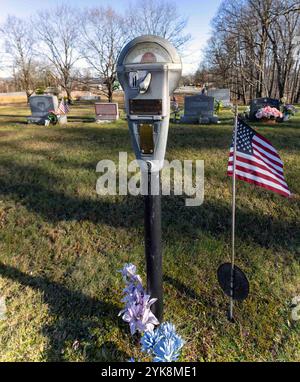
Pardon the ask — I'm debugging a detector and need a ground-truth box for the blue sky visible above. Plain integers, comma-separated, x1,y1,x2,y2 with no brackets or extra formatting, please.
0,0,223,75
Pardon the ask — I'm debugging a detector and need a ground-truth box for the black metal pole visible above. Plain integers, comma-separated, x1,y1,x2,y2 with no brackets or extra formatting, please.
144,169,163,322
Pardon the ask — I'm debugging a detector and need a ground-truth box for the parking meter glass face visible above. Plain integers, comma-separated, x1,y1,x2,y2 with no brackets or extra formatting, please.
124,42,172,64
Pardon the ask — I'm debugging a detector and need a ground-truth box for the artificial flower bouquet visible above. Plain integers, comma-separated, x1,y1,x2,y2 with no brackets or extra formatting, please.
282,104,297,116
255,106,283,121
119,264,185,362
46,110,58,125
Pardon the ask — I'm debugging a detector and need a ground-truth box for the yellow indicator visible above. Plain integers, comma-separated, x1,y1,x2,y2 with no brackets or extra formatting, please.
139,124,154,154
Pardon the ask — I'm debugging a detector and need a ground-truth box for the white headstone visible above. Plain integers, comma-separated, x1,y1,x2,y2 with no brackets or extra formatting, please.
207,89,232,107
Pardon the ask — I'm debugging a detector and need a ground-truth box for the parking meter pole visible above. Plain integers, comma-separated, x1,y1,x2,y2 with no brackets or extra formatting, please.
144,169,163,322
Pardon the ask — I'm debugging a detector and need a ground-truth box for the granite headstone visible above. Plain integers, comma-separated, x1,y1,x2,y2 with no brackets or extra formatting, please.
180,94,217,124
95,103,119,122
207,88,232,107
249,98,280,121
28,95,58,124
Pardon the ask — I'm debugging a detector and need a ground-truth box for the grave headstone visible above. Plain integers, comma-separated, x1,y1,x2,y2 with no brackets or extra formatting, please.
249,98,280,121
207,88,232,107
80,95,101,101
180,94,216,124
57,115,68,125
28,95,58,124
95,103,119,122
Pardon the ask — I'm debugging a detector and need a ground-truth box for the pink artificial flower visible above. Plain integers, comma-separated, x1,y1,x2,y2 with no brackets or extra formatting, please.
256,106,283,120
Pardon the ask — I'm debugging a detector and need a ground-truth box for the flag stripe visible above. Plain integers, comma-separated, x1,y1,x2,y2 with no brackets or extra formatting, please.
253,135,279,155
253,143,283,165
228,164,290,190
229,148,284,177
228,170,291,196
255,132,274,148
252,138,281,160
253,150,284,173
229,152,285,180
228,172,291,197
228,160,289,189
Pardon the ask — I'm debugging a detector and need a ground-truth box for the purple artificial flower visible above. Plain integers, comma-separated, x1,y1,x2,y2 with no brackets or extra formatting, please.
120,263,138,280
120,293,159,335
118,263,160,335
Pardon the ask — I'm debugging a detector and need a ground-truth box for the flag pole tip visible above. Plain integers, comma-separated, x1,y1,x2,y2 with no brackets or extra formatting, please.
227,312,235,323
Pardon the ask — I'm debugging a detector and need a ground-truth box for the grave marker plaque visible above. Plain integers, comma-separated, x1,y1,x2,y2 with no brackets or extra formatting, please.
95,103,119,121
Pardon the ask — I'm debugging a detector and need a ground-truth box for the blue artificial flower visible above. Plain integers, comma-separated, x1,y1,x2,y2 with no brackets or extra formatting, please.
153,334,184,362
141,329,160,353
142,322,185,362
158,322,177,337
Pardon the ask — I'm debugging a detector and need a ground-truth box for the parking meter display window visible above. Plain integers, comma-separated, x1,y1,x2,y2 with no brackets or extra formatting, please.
129,99,162,115
124,42,171,64
139,124,154,154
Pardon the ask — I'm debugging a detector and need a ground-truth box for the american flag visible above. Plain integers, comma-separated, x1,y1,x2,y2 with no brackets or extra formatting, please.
228,118,291,198
58,99,70,115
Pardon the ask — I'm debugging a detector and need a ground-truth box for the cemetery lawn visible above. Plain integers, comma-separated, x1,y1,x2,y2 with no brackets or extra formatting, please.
0,103,299,362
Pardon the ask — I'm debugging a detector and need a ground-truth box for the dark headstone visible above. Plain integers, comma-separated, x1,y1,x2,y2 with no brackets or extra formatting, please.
181,94,215,124
28,95,58,124
249,98,280,121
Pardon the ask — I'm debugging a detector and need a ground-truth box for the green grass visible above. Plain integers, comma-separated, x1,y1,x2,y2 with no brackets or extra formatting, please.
0,103,299,362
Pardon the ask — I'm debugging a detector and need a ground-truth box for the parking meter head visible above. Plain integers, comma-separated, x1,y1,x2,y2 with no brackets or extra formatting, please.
117,35,182,172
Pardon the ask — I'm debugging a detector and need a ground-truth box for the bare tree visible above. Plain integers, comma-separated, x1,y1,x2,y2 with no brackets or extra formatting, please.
0,16,37,101
34,5,80,103
126,0,191,49
79,7,129,102
202,0,300,103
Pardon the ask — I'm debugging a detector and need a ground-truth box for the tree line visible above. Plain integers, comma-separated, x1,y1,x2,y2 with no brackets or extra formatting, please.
1,0,299,105
0,0,190,103
199,0,300,104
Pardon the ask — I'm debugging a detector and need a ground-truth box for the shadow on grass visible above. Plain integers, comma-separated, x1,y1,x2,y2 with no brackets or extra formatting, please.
164,275,201,302
0,159,298,252
0,126,299,251
0,262,129,362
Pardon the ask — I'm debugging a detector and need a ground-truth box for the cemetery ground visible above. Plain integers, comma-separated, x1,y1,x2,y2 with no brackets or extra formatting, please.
0,102,299,362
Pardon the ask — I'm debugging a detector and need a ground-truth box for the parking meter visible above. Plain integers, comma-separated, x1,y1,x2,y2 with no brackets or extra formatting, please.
117,36,182,322
117,35,182,172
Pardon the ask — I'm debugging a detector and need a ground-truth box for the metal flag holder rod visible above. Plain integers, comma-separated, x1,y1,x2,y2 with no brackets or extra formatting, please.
217,104,249,323
229,106,239,322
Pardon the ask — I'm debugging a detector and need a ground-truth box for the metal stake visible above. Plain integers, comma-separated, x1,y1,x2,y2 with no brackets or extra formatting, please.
229,105,238,322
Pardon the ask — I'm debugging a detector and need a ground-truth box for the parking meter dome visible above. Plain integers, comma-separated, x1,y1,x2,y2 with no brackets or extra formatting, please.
117,35,182,94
